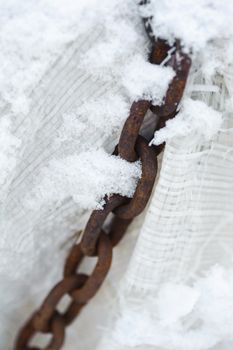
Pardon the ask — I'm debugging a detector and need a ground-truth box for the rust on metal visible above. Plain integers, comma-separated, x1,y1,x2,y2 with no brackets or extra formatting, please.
109,216,133,247
150,39,171,65
114,136,158,219
117,100,151,162
80,194,127,256
64,243,84,277
13,7,192,348
151,43,192,118
33,275,85,332
14,315,36,350
71,232,112,303
46,315,65,350
14,313,65,350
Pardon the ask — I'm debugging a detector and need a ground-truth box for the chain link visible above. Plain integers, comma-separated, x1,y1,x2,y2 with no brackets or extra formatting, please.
14,9,191,350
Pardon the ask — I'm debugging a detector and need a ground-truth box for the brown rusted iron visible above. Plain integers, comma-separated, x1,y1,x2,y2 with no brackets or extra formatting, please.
142,0,192,119
150,39,171,65
14,10,192,349
14,315,36,350
14,313,65,350
118,100,151,162
109,216,133,247
33,275,85,332
80,194,127,256
114,136,158,219
45,315,65,350
151,45,191,117
70,232,112,303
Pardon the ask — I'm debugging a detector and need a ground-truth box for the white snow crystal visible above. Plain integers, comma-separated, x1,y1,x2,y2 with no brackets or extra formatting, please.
122,54,174,103
1,1,233,350
76,94,129,133
195,265,233,340
54,95,129,152
157,283,199,326
0,0,148,206
25,149,141,211
151,98,222,145
114,265,233,350
140,0,233,51
0,0,97,113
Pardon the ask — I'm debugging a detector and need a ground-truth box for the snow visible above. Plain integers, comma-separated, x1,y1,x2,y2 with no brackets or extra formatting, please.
0,0,173,206
0,0,97,113
0,0,101,198
114,265,233,350
75,94,129,134
1,0,230,206
140,0,233,52
25,92,142,211
52,93,130,154
152,98,223,145
0,0,232,201
25,94,141,212
25,150,141,211
140,1,233,148
0,1,233,349
122,54,174,102
157,283,199,326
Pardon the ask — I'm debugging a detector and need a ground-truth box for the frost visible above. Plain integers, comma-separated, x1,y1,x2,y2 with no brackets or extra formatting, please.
25,149,141,211
122,54,174,103
151,99,222,145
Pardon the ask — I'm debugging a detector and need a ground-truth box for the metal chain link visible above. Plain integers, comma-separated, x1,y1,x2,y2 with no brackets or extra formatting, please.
14,9,191,350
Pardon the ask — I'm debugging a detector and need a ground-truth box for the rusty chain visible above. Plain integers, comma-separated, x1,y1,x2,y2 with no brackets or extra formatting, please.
14,8,191,350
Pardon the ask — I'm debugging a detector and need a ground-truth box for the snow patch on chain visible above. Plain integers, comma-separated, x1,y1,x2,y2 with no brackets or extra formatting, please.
25,149,142,211
140,0,233,52
151,98,223,145
122,54,174,103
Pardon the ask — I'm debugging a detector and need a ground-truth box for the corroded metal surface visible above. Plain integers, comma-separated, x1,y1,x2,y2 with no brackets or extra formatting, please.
151,41,191,118
14,8,191,350
114,136,158,219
